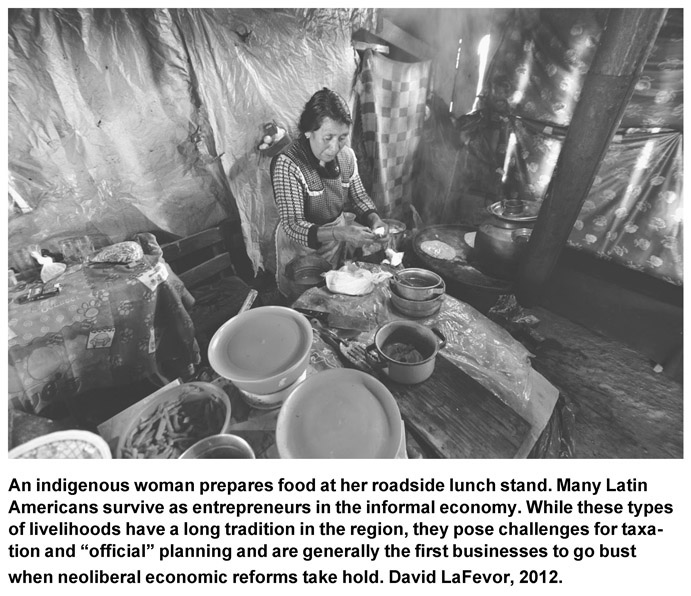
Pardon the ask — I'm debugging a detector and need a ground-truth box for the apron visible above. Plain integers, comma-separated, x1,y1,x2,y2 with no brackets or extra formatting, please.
275,212,347,301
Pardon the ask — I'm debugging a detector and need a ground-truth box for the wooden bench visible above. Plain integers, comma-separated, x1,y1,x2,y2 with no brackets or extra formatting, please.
162,226,236,289
161,225,256,363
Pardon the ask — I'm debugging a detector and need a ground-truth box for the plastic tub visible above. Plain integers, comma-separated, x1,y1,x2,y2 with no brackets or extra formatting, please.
208,306,313,394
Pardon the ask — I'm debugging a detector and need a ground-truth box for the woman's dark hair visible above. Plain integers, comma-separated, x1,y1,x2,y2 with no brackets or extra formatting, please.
298,87,352,134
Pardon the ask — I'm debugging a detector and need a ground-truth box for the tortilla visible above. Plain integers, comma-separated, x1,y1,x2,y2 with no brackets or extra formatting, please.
420,240,456,261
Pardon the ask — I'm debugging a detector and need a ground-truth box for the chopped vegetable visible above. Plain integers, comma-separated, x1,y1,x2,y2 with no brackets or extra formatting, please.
120,394,225,459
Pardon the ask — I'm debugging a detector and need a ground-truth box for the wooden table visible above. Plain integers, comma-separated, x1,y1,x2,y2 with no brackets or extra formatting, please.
8,255,200,416
195,267,560,459
97,263,562,459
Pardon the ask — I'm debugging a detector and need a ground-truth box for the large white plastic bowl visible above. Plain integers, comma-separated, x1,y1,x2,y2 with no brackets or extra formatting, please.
208,306,313,395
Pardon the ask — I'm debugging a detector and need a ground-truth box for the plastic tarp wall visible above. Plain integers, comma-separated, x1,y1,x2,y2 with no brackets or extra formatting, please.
486,8,683,285
8,8,375,272
412,9,682,285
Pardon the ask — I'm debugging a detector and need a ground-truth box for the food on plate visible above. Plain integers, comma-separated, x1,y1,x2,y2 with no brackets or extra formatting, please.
420,240,456,261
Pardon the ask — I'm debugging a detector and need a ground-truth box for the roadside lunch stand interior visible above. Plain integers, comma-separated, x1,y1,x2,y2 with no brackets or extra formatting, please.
7,8,682,459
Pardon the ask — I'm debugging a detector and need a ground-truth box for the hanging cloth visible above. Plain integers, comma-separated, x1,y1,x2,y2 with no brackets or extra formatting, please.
355,50,431,218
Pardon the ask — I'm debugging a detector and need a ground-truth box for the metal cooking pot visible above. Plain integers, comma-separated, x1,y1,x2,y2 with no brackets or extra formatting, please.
473,200,538,279
391,268,445,301
366,321,446,385
390,288,444,319
285,255,332,290
382,218,407,251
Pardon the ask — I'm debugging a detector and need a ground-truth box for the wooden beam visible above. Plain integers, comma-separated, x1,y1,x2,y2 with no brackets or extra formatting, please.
353,41,389,55
376,18,434,60
517,9,667,306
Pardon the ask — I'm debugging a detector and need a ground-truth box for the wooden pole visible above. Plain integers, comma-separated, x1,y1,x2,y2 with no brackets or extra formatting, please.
517,9,667,305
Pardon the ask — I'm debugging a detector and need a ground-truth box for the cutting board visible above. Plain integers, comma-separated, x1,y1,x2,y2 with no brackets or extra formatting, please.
381,353,531,458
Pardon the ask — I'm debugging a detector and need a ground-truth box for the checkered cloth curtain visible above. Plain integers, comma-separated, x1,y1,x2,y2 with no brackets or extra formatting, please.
355,50,431,218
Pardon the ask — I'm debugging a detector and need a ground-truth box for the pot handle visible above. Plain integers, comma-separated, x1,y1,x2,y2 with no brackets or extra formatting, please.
511,228,532,244
431,327,447,350
365,343,387,372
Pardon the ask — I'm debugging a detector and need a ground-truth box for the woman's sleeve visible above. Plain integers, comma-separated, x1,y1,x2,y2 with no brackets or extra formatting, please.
271,155,320,249
347,152,378,219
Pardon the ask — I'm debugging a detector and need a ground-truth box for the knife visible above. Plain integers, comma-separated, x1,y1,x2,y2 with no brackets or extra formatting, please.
293,307,372,332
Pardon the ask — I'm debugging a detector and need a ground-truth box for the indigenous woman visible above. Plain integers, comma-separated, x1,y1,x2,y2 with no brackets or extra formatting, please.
271,87,387,300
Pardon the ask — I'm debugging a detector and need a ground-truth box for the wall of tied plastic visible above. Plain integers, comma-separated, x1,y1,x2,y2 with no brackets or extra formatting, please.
8,8,374,273
504,121,683,285
485,8,683,285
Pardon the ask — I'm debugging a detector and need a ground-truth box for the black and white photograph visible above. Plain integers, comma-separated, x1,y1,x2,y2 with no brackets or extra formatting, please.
6,7,683,460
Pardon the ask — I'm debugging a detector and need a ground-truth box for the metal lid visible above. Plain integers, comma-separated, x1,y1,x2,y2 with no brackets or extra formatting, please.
488,200,539,222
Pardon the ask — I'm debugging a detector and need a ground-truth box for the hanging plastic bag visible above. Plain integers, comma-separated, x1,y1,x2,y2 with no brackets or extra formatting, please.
29,249,66,283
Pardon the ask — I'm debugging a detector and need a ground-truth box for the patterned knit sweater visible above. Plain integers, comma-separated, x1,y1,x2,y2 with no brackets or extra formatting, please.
271,135,376,249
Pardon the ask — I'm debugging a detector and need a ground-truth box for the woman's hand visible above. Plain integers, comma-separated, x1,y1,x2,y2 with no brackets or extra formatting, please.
368,214,389,241
333,223,377,247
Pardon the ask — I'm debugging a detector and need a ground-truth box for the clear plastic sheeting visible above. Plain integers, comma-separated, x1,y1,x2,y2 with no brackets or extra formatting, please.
8,8,376,272
504,120,683,285
486,8,684,285
174,9,368,272
293,263,534,411
8,9,230,250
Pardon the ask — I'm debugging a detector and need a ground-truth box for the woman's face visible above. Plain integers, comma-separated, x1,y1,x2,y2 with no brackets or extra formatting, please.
308,117,350,164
